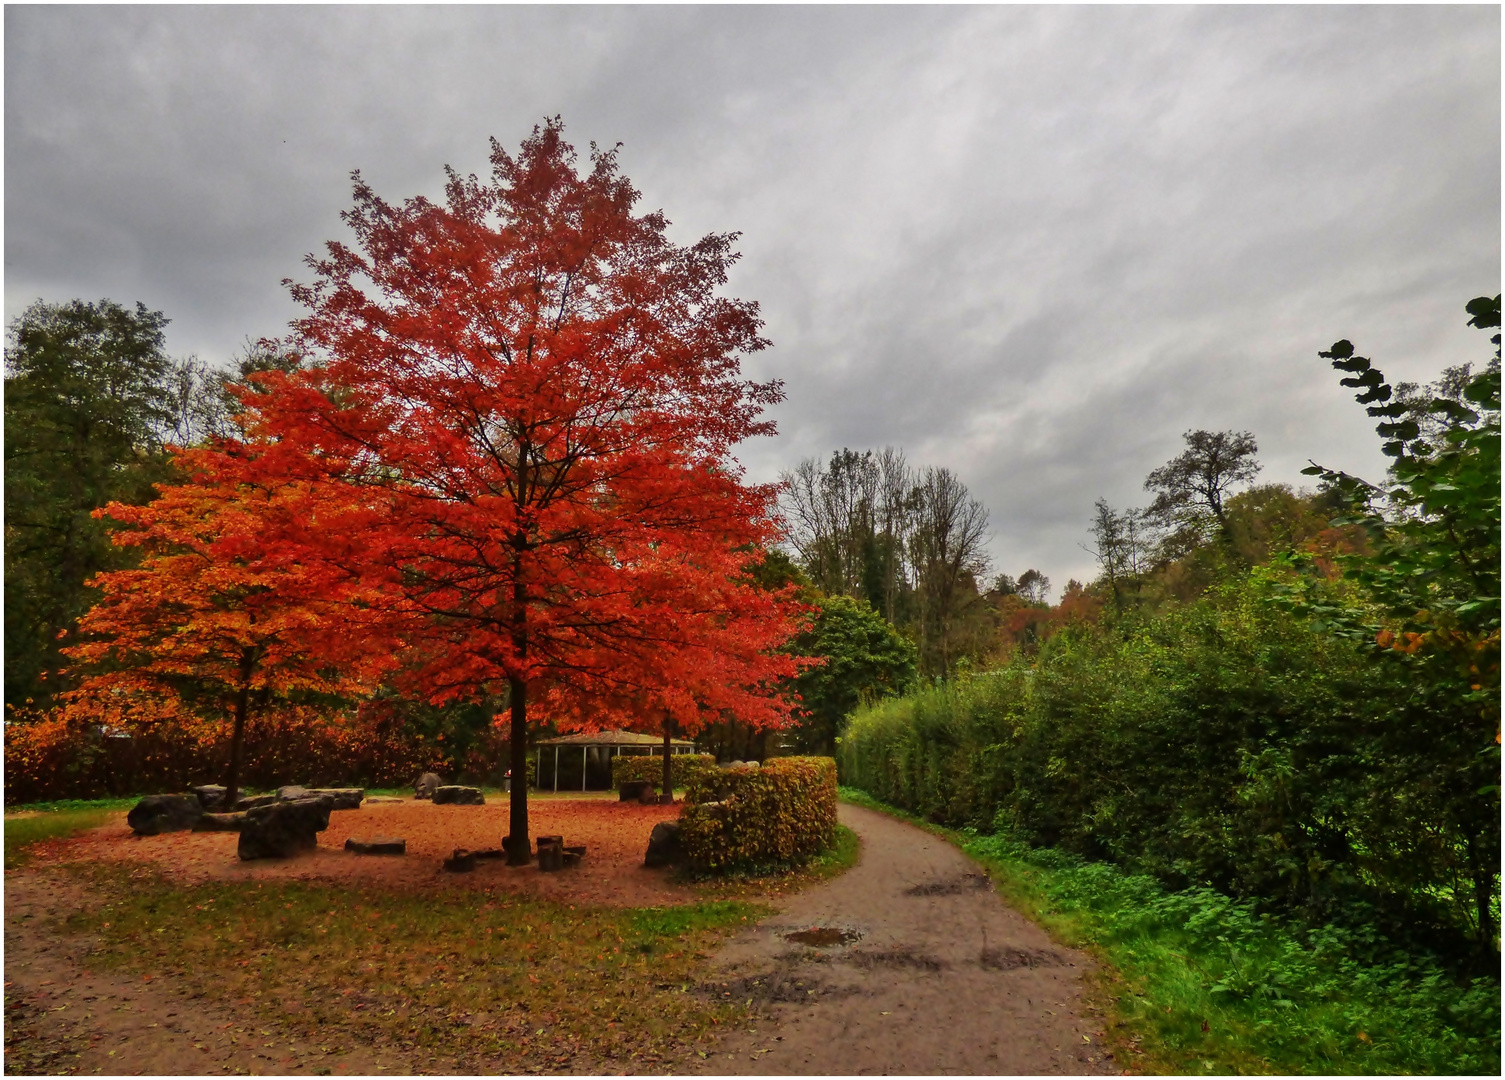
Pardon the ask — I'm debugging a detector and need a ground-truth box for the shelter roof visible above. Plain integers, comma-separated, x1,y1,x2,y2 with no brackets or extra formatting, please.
534,730,696,747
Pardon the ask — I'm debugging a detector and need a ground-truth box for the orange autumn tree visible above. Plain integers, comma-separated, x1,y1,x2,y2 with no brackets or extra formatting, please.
240,119,804,861
60,445,397,806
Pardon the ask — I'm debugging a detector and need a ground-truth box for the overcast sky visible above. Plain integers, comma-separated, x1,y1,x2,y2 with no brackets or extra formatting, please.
6,5,1499,594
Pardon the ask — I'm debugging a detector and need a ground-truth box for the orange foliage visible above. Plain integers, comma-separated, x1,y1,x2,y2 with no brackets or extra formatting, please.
990,582,1105,659
3,701,439,804
53,445,402,797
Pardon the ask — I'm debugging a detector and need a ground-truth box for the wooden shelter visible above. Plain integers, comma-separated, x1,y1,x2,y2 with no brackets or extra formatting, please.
534,730,698,792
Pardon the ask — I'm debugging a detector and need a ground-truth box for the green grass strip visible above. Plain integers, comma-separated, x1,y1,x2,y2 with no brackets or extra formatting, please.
4,803,134,868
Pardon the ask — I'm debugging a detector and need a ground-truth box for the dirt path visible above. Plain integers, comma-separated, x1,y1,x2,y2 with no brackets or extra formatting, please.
691,804,1119,1075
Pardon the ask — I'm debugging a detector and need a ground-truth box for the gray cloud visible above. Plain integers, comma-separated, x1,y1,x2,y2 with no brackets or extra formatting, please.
6,5,1498,593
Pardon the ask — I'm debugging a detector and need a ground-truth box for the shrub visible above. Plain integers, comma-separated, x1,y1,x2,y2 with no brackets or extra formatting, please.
679,756,837,870
610,753,718,792
3,703,446,803
838,573,1495,959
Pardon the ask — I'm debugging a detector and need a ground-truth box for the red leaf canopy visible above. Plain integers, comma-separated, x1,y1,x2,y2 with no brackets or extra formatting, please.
230,121,805,835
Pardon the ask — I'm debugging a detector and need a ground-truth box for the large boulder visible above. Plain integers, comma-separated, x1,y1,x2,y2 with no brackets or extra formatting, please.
643,820,684,868
191,785,227,809
306,788,363,811
127,794,204,836
432,785,485,805
237,795,333,860
414,772,443,799
192,811,247,832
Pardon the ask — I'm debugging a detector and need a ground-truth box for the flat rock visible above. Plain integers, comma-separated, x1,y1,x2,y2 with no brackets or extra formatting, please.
234,794,277,811
127,794,203,836
363,795,405,804
432,785,485,805
192,811,247,832
276,785,310,801
345,836,406,855
414,772,443,799
237,795,333,860
306,787,363,810
191,785,227,809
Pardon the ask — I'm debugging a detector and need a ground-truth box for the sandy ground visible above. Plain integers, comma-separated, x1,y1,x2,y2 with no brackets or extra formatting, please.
62,795,689,907
691,804,1119,1075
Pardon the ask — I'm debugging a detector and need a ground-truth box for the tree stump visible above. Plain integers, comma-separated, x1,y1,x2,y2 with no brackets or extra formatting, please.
443,848,477,872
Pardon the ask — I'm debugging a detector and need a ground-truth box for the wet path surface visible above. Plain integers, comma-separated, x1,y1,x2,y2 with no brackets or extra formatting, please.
691,803,1119,1075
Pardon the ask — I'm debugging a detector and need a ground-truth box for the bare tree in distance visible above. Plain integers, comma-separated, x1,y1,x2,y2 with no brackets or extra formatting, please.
908,466,991,677
781,449,881,598
1083,498,1152,613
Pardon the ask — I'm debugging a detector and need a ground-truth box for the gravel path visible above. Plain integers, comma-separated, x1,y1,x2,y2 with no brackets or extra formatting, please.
692,803,1119,1075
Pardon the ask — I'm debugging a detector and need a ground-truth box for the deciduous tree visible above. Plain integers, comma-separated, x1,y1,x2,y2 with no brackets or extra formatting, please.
5,300,177,709
60,447,396,806
240,120,803,859
1144,429,1260,556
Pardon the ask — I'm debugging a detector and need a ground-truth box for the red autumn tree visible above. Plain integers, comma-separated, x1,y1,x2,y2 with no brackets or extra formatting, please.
241,119,805,860
60,445,398,806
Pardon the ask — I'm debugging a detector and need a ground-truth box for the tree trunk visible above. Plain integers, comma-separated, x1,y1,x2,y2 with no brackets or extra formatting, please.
1464,828,1496,964
507,674,531,864
660,723,674,805
221,648,256,808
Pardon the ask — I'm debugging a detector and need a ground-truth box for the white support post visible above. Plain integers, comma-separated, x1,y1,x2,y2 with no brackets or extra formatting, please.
553,746,559,792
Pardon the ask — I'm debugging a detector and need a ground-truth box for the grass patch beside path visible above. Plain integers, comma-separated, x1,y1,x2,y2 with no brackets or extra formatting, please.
837,787,1500,1076
56,862,768,1073
4,799,136,869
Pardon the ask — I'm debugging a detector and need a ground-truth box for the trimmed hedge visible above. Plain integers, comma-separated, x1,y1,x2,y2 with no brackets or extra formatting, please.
679,756,837,870
610,753,718,792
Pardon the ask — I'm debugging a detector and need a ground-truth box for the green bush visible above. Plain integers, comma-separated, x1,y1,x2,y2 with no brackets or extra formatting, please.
680,756,837,870
609,753,718,792
839,573,1495,959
